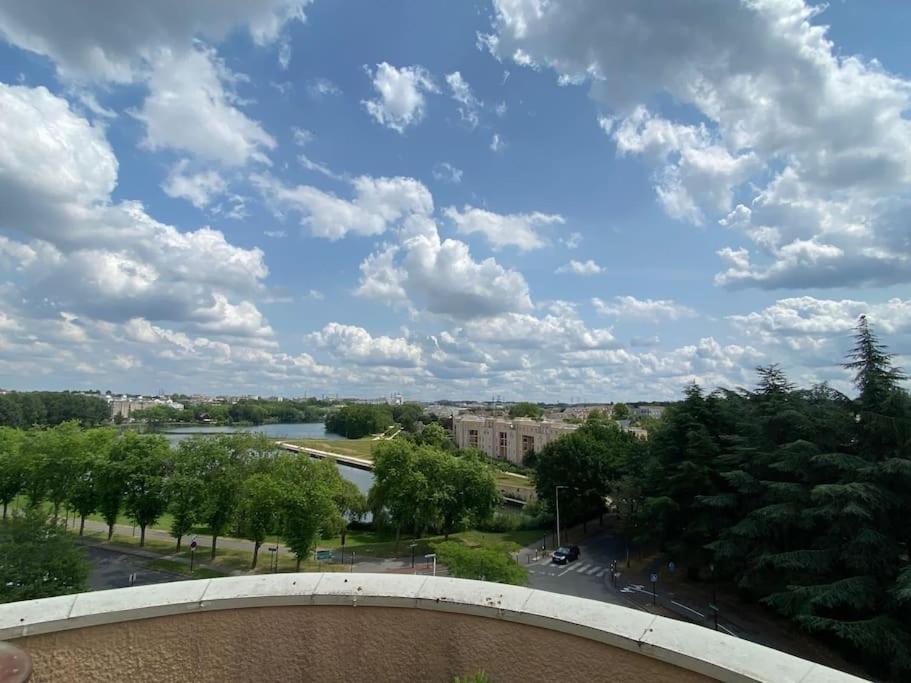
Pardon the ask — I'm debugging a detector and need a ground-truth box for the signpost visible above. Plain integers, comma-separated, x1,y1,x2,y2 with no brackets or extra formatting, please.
189,535,198,573
267,546,278,573
425,553,437,577
409,542,417,568
650,572,658,605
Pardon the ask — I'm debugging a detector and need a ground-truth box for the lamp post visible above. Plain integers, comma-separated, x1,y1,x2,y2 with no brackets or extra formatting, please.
425,553,437,576
555,485,568,548
710,562,719,631
409,542,417,569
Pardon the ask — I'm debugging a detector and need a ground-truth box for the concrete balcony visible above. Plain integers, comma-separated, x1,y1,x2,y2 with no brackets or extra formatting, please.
0,574,864,682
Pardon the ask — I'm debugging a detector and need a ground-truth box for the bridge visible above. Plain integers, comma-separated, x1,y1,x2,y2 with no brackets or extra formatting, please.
275,441,530,506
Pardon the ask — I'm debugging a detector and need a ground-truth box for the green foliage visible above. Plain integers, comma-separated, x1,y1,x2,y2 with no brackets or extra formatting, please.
275,455,341,569
391,402,425,432
115,432,172,547
433,540,527,585
624,319,911,681
453,673,491,683
508,402,543,419
611,402,630,420
325,404,393,438
370,440,500,541
0,427,26,518
0,508,89,603
237,472,283,568
0,391,110,428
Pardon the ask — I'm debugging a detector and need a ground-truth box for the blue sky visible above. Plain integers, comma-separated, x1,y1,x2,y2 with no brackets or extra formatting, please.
0,0,909,401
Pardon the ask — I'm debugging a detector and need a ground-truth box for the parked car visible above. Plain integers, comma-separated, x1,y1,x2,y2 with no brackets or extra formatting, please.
551,545,580,564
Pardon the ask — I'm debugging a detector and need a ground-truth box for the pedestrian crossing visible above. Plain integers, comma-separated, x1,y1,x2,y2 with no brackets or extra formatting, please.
528,557,611,579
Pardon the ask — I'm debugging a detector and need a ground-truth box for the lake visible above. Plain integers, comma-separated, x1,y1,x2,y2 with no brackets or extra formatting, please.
161,423,373,495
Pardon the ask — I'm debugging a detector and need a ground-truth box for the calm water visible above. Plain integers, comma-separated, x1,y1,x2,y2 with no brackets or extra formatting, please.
161,422,342,441
161,423,373,494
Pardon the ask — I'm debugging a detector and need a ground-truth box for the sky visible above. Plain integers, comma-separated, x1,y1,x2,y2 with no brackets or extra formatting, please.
0,0,909,402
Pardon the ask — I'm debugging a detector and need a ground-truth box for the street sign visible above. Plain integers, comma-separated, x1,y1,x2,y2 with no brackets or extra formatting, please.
189,540,198,550
667,561,676,573
650,573,658,583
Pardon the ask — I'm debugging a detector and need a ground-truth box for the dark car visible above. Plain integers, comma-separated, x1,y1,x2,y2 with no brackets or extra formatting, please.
551,545,580,564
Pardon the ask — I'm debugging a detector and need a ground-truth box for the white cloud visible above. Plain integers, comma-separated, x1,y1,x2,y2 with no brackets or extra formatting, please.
161,159,227,208
561,232,582,249
444,205,563,251
136,47,275,166
0,0,308,83
306,322,422,367
445,71,481,128
264,230,286,238
0,84,271,342
363,62,438,133
253,173,434,240
592,296,695,321
292,127,314,146
307,289,324,300
356,219,534,320
556,259,603,276
490,0,911,288
432,162,463,184
490,133,505,152
307,78,341,98
277,38,292,70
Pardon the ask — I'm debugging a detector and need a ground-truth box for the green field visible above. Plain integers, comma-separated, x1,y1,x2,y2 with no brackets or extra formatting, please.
290,437,376,460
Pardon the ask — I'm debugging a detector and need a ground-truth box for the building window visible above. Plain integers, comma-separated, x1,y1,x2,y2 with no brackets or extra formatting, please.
468,429,479,448
498,432,508,459
521,435,535,457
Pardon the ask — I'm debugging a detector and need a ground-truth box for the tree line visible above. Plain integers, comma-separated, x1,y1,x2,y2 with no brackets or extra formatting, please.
534,318,911,680
0,391,110,428
132,397,331,426
0,427,366,573
325,404,394,438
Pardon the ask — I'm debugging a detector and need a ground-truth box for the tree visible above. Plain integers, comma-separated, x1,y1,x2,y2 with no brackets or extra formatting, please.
612,403,630,420
68,428,115,535
237,473,283,569
0,508,89,603
437,452,500,539
187,435,252,559
166,443,207,552
535,419,634,531
508,402,543,419
325,405,393,439
0,427,26,519
369,440,425,546
115,432,172,547
276,456,340,570
411,422,454,450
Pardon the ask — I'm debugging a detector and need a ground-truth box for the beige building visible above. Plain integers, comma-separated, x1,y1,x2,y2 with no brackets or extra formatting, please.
454,415,578,464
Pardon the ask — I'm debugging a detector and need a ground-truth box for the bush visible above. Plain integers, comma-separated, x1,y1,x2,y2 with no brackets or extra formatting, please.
433,540,527,585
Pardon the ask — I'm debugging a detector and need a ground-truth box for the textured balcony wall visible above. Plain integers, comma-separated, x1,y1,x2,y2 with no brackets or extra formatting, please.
16,606,708,682
0,574,867,683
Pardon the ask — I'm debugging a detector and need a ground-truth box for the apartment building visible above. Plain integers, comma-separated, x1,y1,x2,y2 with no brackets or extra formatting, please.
631,405,666,420
453,415,578,465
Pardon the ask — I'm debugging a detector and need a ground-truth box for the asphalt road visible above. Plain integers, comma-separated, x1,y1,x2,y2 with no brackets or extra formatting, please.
83,545,183,590
525,529,627,604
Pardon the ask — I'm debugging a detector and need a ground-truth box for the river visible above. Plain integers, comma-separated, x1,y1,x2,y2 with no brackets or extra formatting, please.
160,423,374,495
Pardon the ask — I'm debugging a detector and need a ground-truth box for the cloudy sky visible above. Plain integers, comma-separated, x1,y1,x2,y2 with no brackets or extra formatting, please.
1,0,909,401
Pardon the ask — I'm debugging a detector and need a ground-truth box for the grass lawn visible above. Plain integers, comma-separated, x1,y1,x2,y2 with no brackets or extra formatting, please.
317,527,548,559
147,558,225,579
290,437,376,460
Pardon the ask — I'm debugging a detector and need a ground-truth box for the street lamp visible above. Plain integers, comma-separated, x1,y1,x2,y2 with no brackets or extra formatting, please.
555,485,568,548
409,541,417,568
425,553,437,576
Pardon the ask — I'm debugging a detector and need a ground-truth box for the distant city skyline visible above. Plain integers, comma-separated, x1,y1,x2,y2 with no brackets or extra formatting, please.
1,2,909,400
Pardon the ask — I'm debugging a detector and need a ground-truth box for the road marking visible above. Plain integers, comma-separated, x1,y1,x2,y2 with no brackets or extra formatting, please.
596,569,605,578
671,600,705,618
585,566,602,575
557,565,576,577
573,563,592,573
719,624,737,637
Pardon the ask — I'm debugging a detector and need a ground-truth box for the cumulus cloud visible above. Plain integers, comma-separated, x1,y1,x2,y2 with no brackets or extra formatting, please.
444,205,562,251
136,47,275,166
306,322,422,367
489,0,911,289
445,71,481,128
363,62,438,133
556,259,603,276
161,159,227,208
0,0,308,83
0,83,271,346
490,133,505,152
592,296,695,321
253,173,434,240
356,219,534,320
